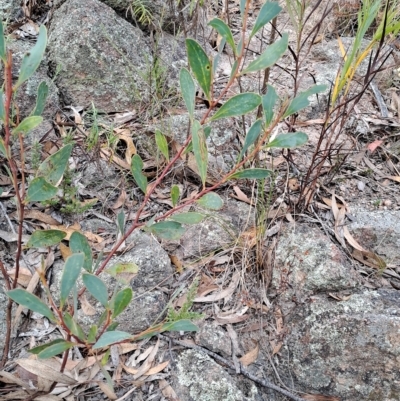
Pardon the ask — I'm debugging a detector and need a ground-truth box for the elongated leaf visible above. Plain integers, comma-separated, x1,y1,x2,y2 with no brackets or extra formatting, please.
82,273,109,308
162,319,199,332
179,68,196,119
0,21,5,63
240,0,246,17
0,137,6,157
0,89,5,123
262,85,279,125
105,262,138,285
29,339,66,355
93,331,133,349
63,312,86,341
149,221,185,240
38,340,74,359
131,154,147,194
171,185,180,207
229,168,272,180
70,231,93,272
37,144,73,185
170,212,205,224
283,84,327,118
155,129,169,161
111,288,132,318
267,132,308,149
8,289,55,322
213,37,225,76
88,325,98,343
30,81,49,116
192,120,208,187
186,39,212,101
196,192,223,210
239,119,263,160
208,18,237,55
25,229,66,248
250,2,282,39
12,116,43,136
15,25,47,89
242,33,288,74
106,322,119,331
60,253,84,307
26,177,57,202
209,93,261,121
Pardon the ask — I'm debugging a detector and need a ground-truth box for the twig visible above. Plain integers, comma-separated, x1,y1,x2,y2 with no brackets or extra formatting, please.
158,334,307,401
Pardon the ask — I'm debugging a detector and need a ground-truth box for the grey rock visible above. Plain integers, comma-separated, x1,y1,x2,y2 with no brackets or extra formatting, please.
348,206,400,265
286,290,400,400
174,350,259,401
195,321,232,357
48,0,152,112
176,198,254,259
0,0,20,20
271,224,359,315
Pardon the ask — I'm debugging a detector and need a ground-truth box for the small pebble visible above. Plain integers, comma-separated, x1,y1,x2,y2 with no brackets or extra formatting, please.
383,199,392,207
357,181,365,191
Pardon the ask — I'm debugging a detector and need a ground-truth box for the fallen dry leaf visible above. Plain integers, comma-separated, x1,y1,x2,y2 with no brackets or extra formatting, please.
367,140,383,153
170,254,184,274
159,379,179,400
194,272,240,303
303,394,340,401
21,210,61,225
80,294,97,316
239,343,259,366
97,380,117,400
231,185,254,205
16,359,76,385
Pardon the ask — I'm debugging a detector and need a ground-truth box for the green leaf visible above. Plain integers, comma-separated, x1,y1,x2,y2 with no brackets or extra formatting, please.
250,1,282,39
12,116,43,136
267,132,308,149
93,331,133,349
38,340,74,359
149,221,185,240
25,229,66,248
161,319,199,333
15,25,47,90
105,262,138,285
209,93,261,122
170,185,180,207
37,143,73,185
82,273,109,308
29,339,67,355
88,325,98,343
242,33,288,74
60,253,84,307
131,154,148,194
283,84,327,118
70,231,93,272
106,322,119,332
262,85,279,125
30,81,49,116
192,120,208,187
26,177,57,202
179,68,196,120
208,18,237,55
196,192,224,210
0,137,7,157
229,168,272,180
0,89,5,123
63,312,86,341
155,129,169,161
186,39,212,101
239,119,263,160
111,288,132,318
170,212,205,224
0,21,6,63
117,210,125,235
8,289,55,322
240,0,246,17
